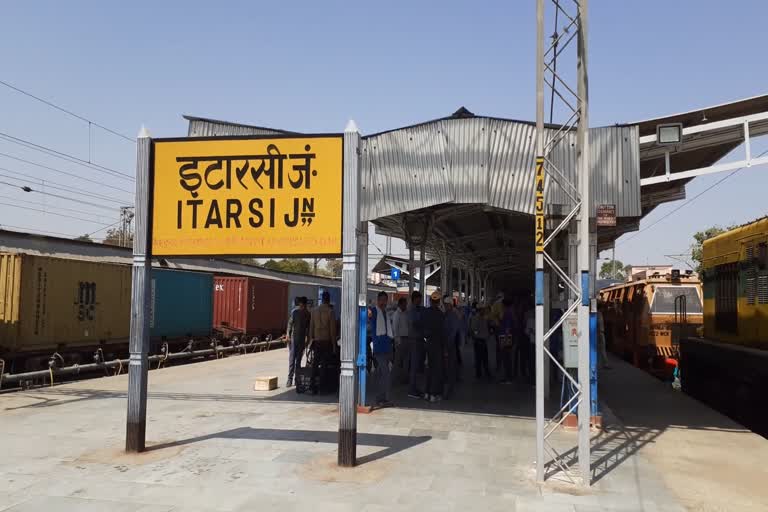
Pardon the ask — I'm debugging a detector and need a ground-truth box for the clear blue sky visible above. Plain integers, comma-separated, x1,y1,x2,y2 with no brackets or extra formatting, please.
1,0,767,271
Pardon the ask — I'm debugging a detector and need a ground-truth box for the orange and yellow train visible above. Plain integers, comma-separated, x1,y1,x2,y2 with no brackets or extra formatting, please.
598,273,703,373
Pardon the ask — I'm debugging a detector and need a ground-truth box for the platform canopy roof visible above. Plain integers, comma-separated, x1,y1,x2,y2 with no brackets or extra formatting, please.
634,94,768,216
184,94,768,290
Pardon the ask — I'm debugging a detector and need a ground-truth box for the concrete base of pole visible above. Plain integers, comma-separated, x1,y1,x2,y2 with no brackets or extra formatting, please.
125,421,146,453
338,429,357,467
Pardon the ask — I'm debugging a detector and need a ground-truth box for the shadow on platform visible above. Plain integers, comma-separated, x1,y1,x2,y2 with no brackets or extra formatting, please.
146,427,431,465
2,353,753,485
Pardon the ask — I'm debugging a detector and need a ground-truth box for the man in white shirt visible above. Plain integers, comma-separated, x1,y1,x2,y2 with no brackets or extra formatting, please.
392,297,410,383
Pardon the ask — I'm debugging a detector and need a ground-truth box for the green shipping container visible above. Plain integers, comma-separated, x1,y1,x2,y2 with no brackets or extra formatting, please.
150,269,213,338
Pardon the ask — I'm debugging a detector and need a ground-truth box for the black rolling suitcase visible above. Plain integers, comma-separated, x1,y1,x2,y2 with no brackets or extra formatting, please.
295,346,339,394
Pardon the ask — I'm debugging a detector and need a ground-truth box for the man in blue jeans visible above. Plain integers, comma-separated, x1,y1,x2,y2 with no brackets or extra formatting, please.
371,291,394,408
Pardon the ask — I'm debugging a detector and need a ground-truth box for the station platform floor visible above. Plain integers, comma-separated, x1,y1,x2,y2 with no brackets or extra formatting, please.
1,346,766,512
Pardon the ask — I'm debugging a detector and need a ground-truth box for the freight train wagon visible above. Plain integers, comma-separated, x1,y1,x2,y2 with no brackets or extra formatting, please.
681,217,768,437
213,275,289,339
0,253,213,372
599,272,703,375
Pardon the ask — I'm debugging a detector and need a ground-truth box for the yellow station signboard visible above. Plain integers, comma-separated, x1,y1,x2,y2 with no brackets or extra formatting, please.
151,135,343,257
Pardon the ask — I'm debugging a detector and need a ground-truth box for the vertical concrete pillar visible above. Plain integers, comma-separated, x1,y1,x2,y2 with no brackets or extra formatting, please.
338,121,362,467
125,128,152,453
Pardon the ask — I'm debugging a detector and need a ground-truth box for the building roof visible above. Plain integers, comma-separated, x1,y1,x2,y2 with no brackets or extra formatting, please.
180,95,768,289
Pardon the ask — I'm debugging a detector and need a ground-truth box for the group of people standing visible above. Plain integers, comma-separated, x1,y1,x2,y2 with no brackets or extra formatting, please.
285,287,539,405
368,289,538,407
285,291,338,392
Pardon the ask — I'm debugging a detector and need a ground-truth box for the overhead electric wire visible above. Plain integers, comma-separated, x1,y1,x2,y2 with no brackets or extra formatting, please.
0,168,127,204
0,79,135,143
0,151,133,195
618,147,768,247
0,193,115,220
0,200,116,225
0,179,126,212
84,219,123,237
0,131,134,180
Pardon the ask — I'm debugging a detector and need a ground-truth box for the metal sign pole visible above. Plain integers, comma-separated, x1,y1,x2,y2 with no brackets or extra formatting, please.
126,128,152,452
338,120,361,467
576,0,592,486
534,0,545,483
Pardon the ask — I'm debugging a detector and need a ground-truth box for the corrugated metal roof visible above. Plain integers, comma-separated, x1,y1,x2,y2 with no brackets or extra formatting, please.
361,117,639,221
183,115,299,137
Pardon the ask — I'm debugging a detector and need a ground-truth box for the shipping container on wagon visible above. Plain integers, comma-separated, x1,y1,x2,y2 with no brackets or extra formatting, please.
0,253,131,356
150,269,213,339
213,276,288,338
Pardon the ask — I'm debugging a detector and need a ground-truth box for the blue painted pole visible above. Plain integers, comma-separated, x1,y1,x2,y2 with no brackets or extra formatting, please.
357,305,368,407
589,309,599,417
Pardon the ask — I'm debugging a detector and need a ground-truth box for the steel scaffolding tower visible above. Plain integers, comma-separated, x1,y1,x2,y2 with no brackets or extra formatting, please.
534,0,591,485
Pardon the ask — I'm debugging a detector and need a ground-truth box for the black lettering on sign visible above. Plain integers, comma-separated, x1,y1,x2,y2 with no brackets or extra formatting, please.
288,145,317,189
285,198,316,227
172,142,326,234
250,145,287,190
204,160,224,190
179,161,202,198
285,198,298,227
249,198,264,227
188,199,203,228
301,198,315,225
235,160,250,190
226,199,242,228
205,200,223,229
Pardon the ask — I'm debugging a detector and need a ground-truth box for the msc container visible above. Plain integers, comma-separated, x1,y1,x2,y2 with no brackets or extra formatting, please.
213,276,288,337
0,253,131,356
317,286,342,320
151,269,213,339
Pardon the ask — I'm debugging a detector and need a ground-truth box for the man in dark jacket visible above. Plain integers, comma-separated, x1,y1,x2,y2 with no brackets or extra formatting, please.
286,297,310,387
406,290,426,399
442,295,462,399
422,291,445,402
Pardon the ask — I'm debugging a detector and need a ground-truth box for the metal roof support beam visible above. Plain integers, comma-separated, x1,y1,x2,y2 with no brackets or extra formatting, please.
641,114,768,186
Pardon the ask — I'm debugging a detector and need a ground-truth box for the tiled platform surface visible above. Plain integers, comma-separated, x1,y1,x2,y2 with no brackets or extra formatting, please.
1,346,765,511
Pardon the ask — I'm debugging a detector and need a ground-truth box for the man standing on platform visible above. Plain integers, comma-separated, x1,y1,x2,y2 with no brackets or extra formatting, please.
407,291,427,399
371,291,394,408
286,296,310,387
443,295,462,399
308,291,337,394
423,291,446,402
392,297,410,383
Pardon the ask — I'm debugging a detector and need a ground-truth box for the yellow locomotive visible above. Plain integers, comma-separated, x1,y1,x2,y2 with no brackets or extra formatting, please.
701,217,768,347
681,217,768,437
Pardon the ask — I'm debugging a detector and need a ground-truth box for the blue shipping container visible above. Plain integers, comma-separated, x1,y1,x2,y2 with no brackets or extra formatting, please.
150,269,213,338
317,286,342,320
